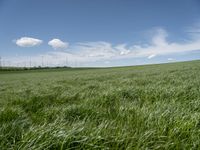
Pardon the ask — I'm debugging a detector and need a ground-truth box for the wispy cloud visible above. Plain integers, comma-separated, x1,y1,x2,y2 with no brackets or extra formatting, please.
48,39,68,49
115,44,130,55
148,54,156,59
15,37,42,47
167,58,175,61
151,28,168,47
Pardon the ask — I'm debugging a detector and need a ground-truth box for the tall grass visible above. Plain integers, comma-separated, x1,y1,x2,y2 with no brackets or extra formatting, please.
0,60,200,149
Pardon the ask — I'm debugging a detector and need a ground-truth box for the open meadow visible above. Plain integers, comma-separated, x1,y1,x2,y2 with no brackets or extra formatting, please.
1,60,200,149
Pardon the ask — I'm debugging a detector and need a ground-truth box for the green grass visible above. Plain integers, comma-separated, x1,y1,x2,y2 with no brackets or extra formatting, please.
1,60,200,149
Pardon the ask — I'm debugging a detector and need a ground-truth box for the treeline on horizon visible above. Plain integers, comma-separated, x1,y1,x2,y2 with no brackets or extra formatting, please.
0,66,72,71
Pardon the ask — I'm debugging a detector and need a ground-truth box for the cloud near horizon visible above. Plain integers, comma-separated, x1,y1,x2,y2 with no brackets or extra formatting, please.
10,26,200,67
15,37,43,47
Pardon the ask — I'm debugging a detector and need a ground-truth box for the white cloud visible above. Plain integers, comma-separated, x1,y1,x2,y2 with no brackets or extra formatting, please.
104,61,110,64
115,44,130,55
15,37,42,47
48,39,68,49
148,54,156,59
152,28,168,46
167,58,175,61
74,41,117,59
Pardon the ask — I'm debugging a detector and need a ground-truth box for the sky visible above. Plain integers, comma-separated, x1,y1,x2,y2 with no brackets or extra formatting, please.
0,0,200,67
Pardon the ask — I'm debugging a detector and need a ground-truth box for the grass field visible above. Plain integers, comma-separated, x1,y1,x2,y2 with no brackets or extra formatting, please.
1,60,200,149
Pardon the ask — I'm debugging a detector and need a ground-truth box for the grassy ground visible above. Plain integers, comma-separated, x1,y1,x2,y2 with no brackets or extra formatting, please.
1,60,200,149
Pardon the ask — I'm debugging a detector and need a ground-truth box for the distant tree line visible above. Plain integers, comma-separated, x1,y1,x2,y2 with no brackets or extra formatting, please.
0,66,72,71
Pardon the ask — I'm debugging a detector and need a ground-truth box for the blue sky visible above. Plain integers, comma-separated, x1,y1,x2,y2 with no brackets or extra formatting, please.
0,0,200,67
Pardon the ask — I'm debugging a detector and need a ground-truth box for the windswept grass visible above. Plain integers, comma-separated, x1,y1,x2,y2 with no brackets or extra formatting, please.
1,60,200,149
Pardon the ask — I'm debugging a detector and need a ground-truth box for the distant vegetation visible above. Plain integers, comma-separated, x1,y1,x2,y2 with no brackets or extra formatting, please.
0,66,72,71
0,60,200,149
